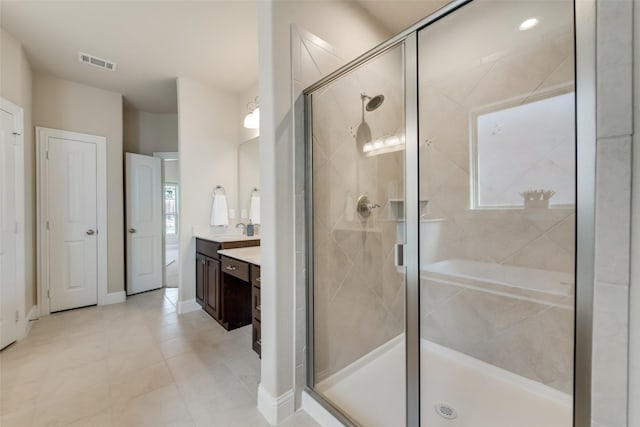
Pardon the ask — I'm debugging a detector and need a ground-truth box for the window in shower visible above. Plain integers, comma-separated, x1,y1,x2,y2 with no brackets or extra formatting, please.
471,89,576,209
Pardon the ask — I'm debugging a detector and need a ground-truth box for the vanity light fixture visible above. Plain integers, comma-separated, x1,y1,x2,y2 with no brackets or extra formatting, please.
243,96,260,129
519,18,539,31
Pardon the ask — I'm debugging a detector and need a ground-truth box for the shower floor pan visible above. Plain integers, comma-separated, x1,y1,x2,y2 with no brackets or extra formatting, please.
315,336,572,427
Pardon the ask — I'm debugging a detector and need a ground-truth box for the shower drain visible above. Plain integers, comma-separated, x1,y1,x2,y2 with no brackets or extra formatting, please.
435,403,458,420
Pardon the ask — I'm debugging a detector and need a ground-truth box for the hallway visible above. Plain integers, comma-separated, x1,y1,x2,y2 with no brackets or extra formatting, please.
0,289,317,427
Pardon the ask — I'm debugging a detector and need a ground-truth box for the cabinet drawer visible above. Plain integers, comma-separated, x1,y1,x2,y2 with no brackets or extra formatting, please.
251,265,261,288
196,239,221,259
221,256,249,281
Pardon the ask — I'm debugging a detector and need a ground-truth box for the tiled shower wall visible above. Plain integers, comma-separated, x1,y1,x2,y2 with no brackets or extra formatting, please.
417,16,576,392
310,45,406,380
306,16,580,387
418,26,576,273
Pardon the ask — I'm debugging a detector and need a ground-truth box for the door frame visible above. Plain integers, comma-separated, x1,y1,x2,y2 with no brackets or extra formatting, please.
37,127,108,316
154,151,179,288
0,97,26,338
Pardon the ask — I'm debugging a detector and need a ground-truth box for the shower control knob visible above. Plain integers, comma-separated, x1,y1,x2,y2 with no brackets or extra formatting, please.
356,195,380,220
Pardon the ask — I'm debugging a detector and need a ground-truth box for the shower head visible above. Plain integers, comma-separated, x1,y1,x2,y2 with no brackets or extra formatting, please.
361,92,385,112
366,94,385,111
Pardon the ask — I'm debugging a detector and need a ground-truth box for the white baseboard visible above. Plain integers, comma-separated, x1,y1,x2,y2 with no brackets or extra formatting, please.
103,291,126,305
302,390,345,427
258,384,295,425
177,298,200,314
17,305,39,341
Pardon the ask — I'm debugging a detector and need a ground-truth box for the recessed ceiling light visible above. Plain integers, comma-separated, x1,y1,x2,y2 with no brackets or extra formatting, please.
519,18,539,31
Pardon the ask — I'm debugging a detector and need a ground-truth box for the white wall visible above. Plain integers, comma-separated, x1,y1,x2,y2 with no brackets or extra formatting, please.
257,0,388,422
123,107,178,155
33,73,125,294
164,159,179,183
176,77,239,303
0,27,34,315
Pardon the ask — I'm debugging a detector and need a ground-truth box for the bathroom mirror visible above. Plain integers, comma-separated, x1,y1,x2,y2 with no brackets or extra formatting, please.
237,137,260,220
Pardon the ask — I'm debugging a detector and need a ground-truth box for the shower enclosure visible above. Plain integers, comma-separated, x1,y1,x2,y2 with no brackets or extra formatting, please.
304,0,593,425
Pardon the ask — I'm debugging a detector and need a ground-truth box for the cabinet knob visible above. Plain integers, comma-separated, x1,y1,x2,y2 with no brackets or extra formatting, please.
256,277,261,283
256,305,261,311
225,265,237,271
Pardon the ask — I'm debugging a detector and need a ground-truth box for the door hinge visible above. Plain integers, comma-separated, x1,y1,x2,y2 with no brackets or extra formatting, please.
46,221,50,230
47,289,50,299
14,222,18,234
46,151,49,160
395,244,405,267
15,310,19,322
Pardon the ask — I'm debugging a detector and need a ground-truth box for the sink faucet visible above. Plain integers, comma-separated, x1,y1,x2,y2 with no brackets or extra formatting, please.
236,223,246,235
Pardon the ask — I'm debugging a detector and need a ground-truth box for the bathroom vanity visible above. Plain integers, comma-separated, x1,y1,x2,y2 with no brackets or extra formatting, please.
217,246,261,356
194,236,259,332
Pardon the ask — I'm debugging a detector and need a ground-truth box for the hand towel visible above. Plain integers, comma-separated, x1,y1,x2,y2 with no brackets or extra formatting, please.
249,195,260,225
210,194,229,226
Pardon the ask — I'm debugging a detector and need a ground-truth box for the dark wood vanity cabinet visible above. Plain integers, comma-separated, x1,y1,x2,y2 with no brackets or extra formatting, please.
195,245,220,320
205,257,220,319
251,264,261,356
195,238,259,331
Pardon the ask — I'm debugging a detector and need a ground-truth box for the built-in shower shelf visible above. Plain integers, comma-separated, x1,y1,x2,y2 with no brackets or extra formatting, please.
388,199,429,220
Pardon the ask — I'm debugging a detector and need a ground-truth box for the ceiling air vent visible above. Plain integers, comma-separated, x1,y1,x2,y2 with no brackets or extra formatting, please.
78,52,117,71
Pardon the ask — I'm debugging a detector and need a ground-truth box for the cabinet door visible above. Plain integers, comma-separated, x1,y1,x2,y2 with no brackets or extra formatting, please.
195,253,205,305
205,257,220,320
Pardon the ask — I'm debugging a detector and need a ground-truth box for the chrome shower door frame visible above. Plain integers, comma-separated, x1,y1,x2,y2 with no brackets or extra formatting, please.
303,0,594,425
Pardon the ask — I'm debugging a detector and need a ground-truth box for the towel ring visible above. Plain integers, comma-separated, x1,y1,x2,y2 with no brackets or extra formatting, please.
214,185,226,196
251,188,260,196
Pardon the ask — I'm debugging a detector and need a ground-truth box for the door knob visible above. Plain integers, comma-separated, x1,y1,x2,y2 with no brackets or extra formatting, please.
128,228,137,233
86,229,95,235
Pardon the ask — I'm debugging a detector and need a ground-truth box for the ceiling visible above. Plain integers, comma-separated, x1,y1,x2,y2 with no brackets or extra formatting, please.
356,0,452,34
0,0,446,114
0,1,259,113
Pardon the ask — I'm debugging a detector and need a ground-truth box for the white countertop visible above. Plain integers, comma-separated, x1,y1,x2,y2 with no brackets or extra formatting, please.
194,233,260,243
218,246,261,266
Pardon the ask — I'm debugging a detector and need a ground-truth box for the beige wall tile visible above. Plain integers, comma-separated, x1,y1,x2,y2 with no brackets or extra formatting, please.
595,136,632,285
596,0,633,138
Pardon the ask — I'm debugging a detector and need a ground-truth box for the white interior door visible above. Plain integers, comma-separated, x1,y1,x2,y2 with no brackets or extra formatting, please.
126,153,162,295
48,137,99,312
0,108,18,348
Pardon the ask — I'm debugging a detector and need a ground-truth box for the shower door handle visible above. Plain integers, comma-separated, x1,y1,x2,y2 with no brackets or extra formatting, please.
395,244,405,267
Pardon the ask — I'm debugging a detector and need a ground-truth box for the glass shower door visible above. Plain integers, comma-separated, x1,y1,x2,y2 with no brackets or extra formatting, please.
308,43,407,426
417,0,576,425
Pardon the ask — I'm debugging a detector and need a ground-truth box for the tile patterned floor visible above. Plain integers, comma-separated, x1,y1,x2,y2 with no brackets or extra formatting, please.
1,289,319,427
